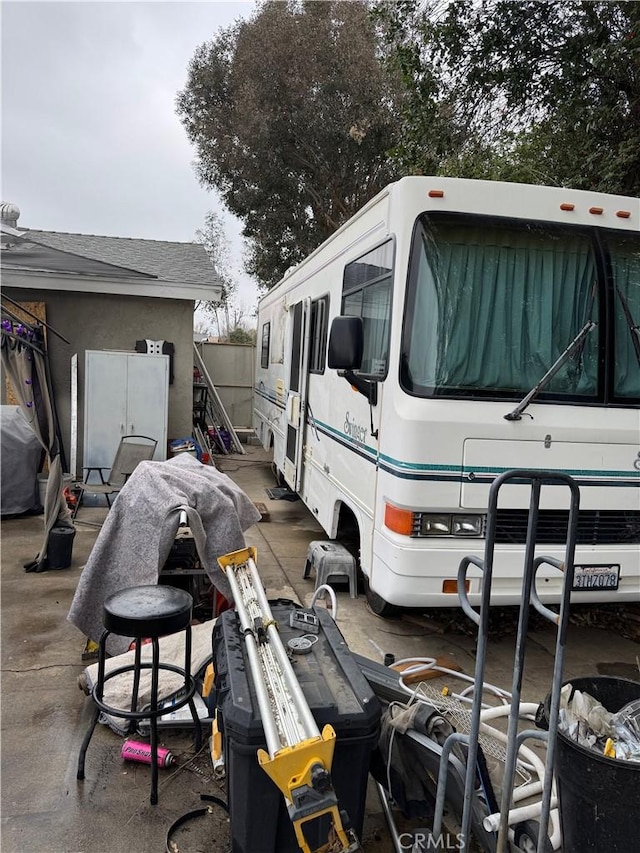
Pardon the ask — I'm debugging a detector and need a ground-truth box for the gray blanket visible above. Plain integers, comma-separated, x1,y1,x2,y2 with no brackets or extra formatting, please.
68,454,260,654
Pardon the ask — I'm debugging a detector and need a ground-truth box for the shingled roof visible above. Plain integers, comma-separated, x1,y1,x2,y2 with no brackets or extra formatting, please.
23,229,219,286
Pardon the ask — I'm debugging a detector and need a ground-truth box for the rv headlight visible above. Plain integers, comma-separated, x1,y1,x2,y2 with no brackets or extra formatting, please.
420,514,452,536
416,513,485,537
452,515,485,536
385,505,486,538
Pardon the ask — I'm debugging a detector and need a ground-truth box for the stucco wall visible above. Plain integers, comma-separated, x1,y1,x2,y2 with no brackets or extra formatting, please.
2,287,194,475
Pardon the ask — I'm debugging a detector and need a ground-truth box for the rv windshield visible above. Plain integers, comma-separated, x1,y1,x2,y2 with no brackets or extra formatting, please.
401,213,640,403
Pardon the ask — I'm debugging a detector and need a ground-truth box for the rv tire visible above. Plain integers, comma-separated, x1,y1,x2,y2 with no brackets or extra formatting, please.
363,576,399,618
271,462,286,487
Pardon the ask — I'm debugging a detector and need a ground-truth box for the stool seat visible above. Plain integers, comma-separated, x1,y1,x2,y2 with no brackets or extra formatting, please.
303,540,358,598
104,585,193,638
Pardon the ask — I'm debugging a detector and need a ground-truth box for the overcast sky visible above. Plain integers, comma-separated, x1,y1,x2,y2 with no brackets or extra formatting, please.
1,0,261,311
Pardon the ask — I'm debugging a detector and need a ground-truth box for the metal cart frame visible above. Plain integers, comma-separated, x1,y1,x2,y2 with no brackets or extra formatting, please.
433,469,580,853
375,469,580,853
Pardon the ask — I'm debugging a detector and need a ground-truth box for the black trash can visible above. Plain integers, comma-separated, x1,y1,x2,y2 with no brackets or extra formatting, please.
554,676,640,853
47,525,76,569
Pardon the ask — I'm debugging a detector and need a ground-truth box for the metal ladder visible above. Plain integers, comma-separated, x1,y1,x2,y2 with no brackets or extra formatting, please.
431,469,580,853
193,342,245,455
217,547,362,853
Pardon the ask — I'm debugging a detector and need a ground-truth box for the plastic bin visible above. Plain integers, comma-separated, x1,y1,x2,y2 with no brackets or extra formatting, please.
212,600,381,853
47,525,76,569
554,676,640,853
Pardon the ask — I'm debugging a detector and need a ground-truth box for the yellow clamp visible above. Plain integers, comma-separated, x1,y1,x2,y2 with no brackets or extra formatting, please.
217,546,258,572
202,662,214,697
292,803,351,853
257,726,351,853
210,712,223,762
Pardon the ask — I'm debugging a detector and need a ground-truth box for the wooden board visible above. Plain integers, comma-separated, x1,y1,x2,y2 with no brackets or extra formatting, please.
391,655,464,684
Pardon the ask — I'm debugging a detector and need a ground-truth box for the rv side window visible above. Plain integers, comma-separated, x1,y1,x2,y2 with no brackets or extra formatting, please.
260,322,270,369
309,296,329,374
342,240,393,379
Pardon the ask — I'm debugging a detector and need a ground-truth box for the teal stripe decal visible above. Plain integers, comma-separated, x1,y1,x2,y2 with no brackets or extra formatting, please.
255,384,285,410
312,418,639,484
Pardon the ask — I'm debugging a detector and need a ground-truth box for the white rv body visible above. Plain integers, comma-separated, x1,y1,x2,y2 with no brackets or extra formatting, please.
254,177,640,611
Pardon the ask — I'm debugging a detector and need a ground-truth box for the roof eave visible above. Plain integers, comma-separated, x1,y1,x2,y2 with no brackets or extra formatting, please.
1,268,223,303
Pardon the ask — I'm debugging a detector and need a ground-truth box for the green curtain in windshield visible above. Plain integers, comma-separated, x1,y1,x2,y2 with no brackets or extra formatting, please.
408,222,598,395
609,236,640,398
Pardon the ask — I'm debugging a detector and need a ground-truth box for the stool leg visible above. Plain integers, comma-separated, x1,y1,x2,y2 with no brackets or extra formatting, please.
149,637,160,805
77,705,100,780
128,639,143,736
183,625,202,750
77,630,109,780
315,568,328,598
349,572,357,598
94,630,109,704
188,696,203,751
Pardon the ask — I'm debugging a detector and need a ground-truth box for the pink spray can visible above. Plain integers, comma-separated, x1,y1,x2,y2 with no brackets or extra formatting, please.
121,738,175,767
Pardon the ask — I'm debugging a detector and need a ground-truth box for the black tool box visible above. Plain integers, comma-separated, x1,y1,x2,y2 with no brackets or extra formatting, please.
212,600,381,853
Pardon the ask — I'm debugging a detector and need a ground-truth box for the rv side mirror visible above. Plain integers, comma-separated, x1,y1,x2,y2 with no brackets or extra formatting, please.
328,316,363,370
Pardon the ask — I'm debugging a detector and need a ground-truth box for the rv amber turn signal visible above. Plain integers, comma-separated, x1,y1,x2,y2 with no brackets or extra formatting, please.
443,579,470,595
384,503,415,536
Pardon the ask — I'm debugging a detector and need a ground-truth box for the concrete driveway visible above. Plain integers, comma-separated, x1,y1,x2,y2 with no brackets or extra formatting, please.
1,445,638,853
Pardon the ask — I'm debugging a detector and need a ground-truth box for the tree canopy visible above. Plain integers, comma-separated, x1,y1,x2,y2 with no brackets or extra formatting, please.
180,1,639,291
374,0,640,194
177,0,402,288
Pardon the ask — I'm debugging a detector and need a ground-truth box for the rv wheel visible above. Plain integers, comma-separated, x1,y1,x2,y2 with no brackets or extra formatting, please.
363,577,399,618
271,462,286,487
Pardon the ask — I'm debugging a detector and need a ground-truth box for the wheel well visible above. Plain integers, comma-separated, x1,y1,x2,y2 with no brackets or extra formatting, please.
335,503,361,567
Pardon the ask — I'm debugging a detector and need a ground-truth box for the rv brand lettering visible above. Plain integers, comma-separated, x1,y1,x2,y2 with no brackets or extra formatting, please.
344,412,367,444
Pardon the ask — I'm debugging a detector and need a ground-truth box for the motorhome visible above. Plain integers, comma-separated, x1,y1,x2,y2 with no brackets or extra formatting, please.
254,177,639,615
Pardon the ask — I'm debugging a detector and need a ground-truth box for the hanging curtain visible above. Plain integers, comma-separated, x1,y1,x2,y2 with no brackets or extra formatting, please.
608,234,640,398
408,222,599,395
1,317,74,571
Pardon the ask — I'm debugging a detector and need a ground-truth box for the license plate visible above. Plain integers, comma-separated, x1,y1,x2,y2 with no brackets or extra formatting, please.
572,564,620,591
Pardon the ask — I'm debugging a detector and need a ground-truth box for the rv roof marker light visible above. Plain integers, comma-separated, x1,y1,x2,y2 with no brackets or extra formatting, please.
560,203,575,211
428,189,445,198
589,207,604,215
616,210,631,219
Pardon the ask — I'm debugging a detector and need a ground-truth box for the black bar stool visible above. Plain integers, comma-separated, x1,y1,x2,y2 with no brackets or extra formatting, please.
77,585,203,804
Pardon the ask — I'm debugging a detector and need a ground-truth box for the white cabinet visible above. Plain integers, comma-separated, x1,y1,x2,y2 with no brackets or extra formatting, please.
83,350,168,477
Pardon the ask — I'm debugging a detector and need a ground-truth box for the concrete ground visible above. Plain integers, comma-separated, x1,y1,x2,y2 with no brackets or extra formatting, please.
1,444,638,853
